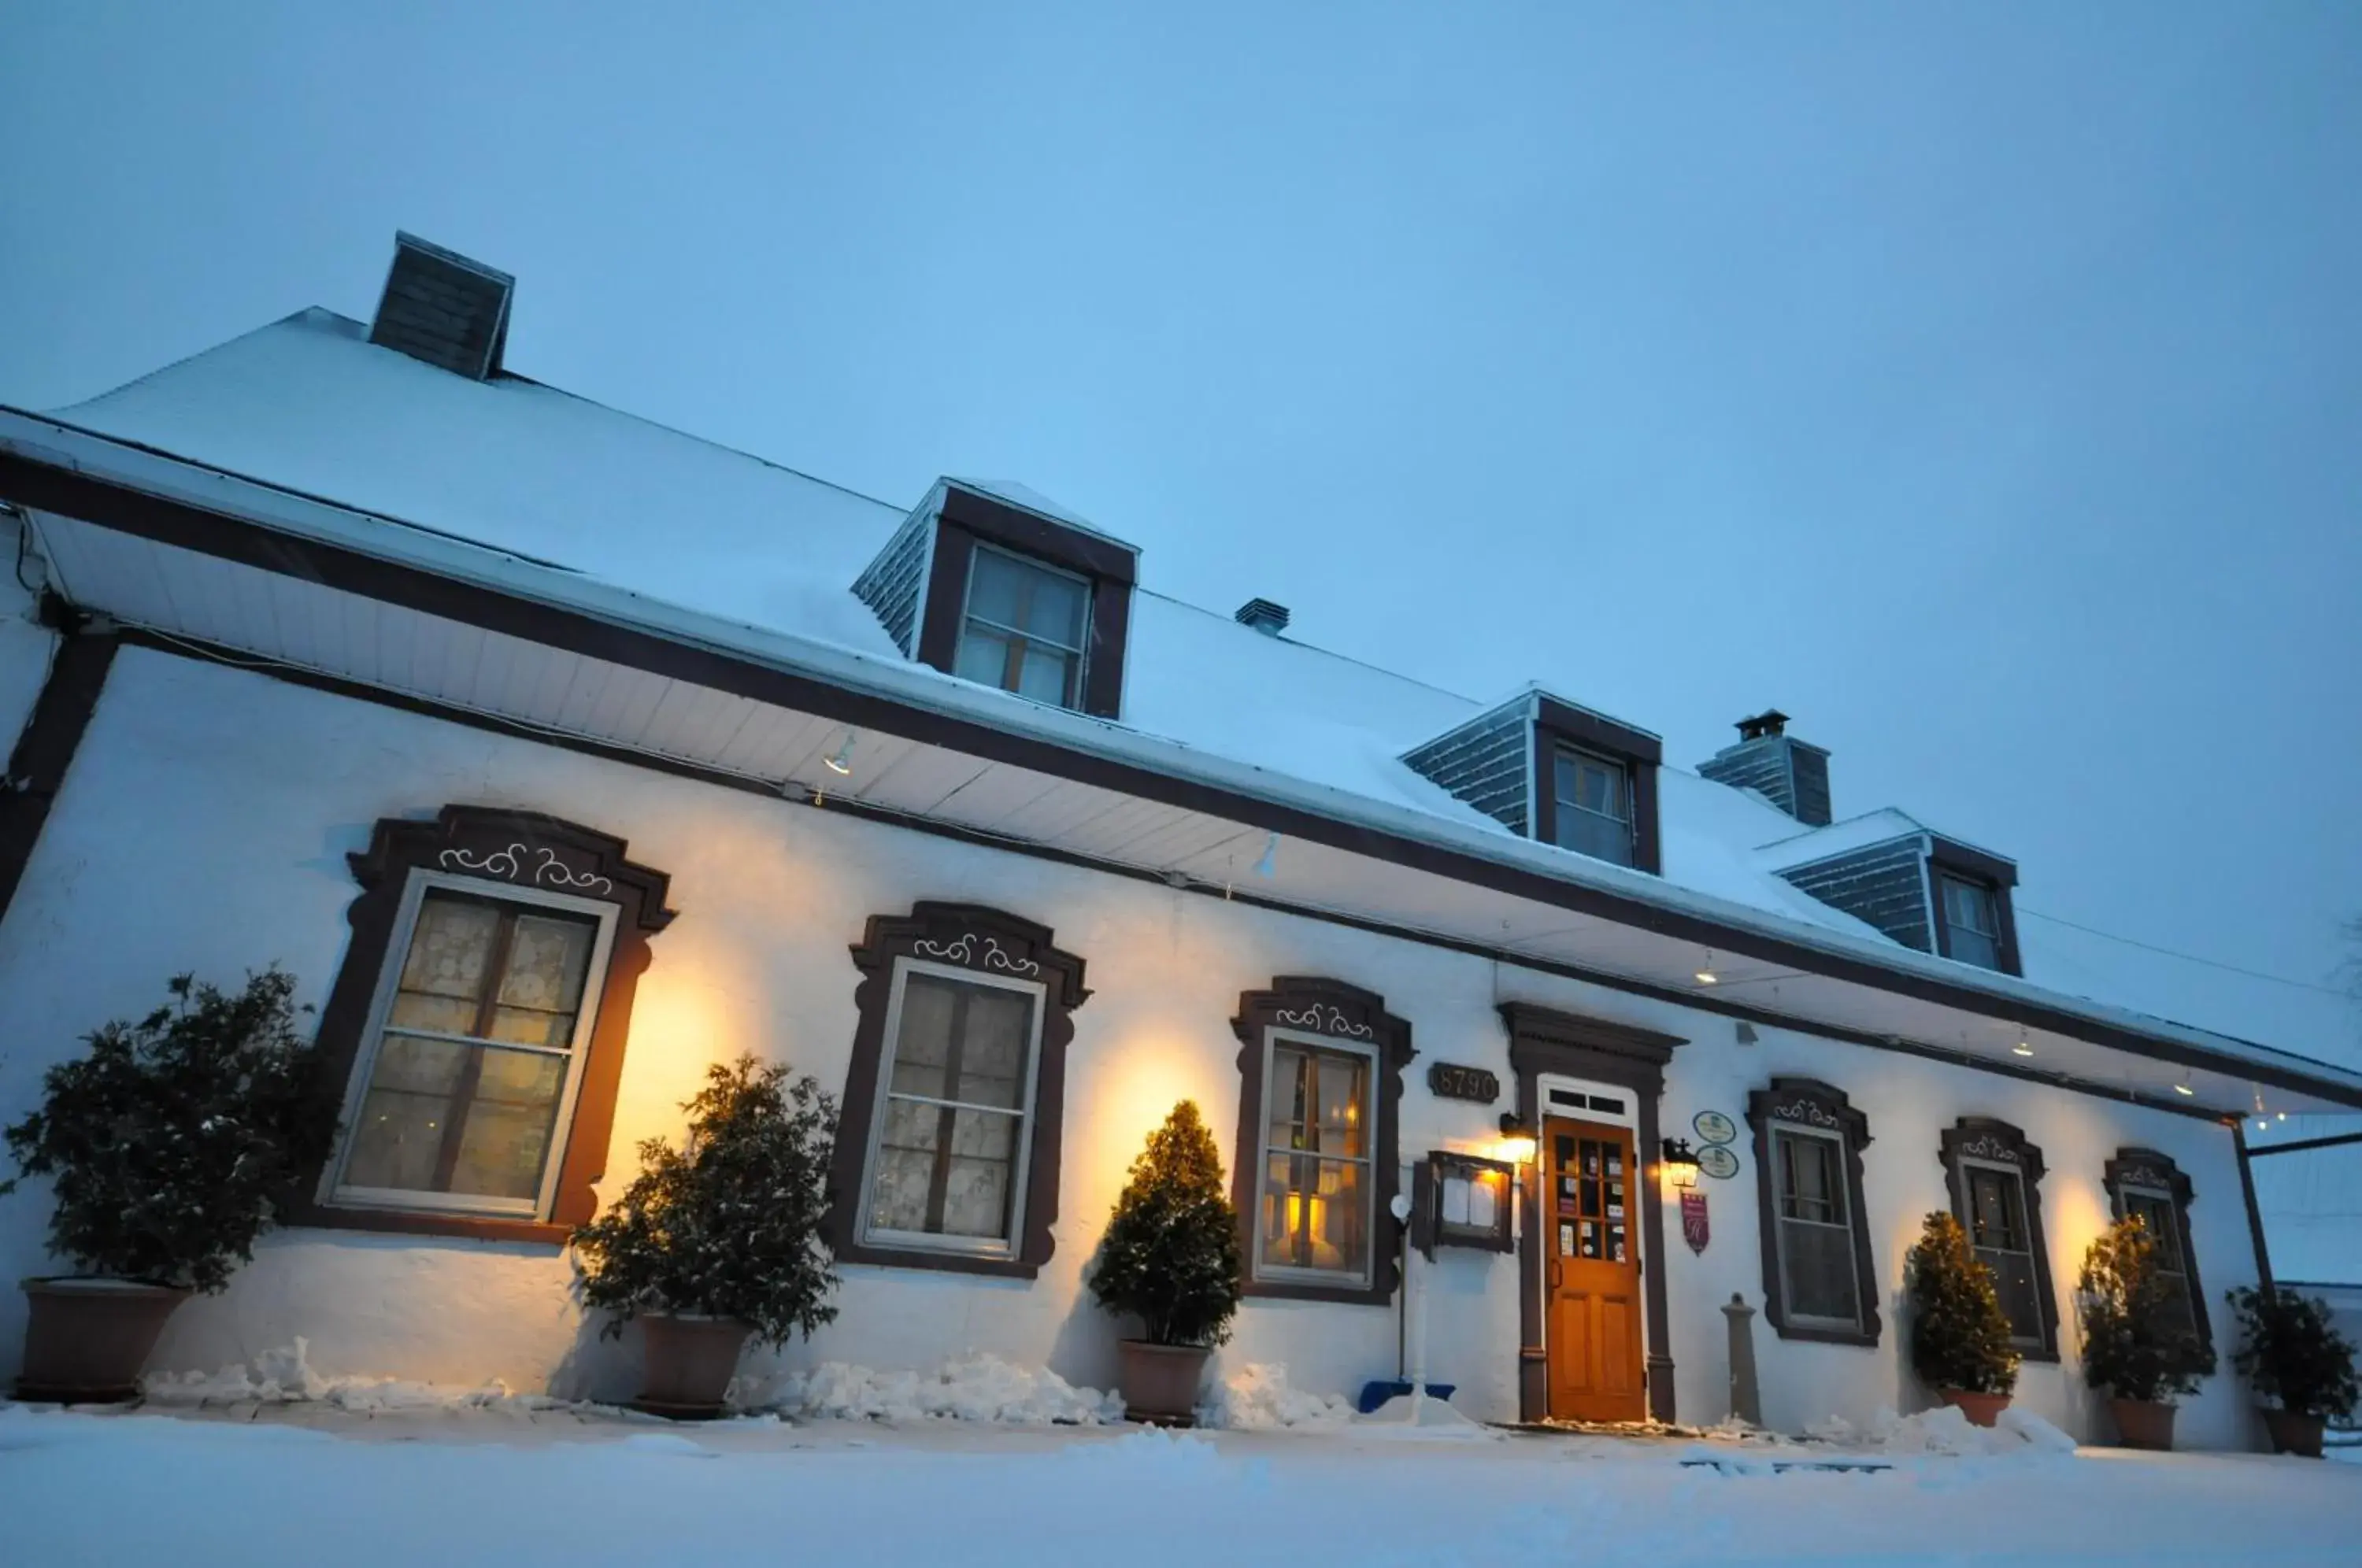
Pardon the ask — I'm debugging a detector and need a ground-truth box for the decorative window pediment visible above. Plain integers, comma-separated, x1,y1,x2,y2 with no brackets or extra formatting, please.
1231,978,1415,1307
1746,1078,1881,1347
827,903,1090,1279
304,805,676,1244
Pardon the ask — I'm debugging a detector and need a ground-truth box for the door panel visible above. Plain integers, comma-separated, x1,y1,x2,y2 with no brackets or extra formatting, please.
1544,1115,1646,1422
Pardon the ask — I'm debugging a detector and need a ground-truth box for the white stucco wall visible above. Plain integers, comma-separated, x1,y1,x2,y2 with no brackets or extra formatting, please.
0,649,2269,1446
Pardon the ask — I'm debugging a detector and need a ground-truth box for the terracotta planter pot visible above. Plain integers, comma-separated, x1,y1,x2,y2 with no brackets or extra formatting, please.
1116,1341,1211,1426
632,1315,753,1420
2261,1407,2326,1459
2110,1396,2177,1451
1937,1388,2012,1429
15,1277,191,1403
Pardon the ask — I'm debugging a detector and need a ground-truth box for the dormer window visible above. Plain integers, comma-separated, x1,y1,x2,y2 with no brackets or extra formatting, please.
1400,688,1661,875
1937,873,2003,970
1552,746,1634,867
953,545,1091,706
853,479,1137,720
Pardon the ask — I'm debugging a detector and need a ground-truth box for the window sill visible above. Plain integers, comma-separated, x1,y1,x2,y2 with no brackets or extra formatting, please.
1763,1316,1881,1348
1243,1276,1390,1309
834,1237,1042,1281
288,1200,572,1248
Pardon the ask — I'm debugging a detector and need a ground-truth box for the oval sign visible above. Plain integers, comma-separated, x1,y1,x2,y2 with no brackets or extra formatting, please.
1696,1145,1741,1181
1692,1110,1738,1147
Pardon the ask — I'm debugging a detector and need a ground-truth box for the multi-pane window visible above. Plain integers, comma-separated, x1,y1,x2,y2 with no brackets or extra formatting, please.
1962,1160,2044,1344
1553,747,1634,867
953,545,1090,708
1939,875,2003,970
858,962,1044,1256
2121,1186,2197,1338
332,880,614,1216
1772,1126,1862,1330
1256,1035,1375,1284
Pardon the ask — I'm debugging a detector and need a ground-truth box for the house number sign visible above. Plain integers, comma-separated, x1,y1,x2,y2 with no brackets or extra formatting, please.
1426,1063,1501,1104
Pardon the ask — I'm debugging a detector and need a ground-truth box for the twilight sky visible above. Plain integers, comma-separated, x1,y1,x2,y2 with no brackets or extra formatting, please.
3,4,2357,1060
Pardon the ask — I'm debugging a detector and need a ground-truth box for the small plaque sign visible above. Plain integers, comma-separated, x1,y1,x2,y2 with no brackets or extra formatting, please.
1427,1062,1501,1104
1696,1145,1741,1181
1692,1110,1738,1147
1681,1189,1710,1253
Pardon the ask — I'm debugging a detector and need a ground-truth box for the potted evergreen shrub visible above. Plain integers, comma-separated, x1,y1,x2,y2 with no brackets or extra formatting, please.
572,1056,839,1418
1905,1210,2021,1426
2227,1285,2358,1458
1087,1100,1243,1425
2077,1214,2211,1449
2,971,336,1402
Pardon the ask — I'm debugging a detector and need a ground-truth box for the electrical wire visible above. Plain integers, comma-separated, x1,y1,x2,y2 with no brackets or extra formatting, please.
2016,906,2351,997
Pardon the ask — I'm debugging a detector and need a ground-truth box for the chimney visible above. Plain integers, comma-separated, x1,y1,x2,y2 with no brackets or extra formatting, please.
368,232,514,381
1235,597,1290,636
1699,708,1831,826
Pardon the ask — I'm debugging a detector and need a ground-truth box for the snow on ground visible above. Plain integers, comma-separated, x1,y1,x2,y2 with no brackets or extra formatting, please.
5,1401,2359,1567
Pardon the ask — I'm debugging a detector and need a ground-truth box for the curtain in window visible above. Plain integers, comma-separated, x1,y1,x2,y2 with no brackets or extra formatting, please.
1260,1043,1372,1276
342,891,598,1202
868,971,1036,1243
1775,1129,1860,1326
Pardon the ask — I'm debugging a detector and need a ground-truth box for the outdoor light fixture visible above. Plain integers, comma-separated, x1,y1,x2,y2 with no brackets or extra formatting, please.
2012,1037,2034,1057
1660,1136,1701,1191
823,731,857,775
1253,833,1279,878
1694,951,1719,986
1495,1111,1538,1165
2173,1073,2194,1097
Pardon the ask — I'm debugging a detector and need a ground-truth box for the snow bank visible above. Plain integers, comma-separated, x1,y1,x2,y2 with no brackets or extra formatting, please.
142,1338,563,1414
1196,1363,1355,1430
1351,1392,1504,1442
744,1354,1124,1426
1805,1404,2077,1459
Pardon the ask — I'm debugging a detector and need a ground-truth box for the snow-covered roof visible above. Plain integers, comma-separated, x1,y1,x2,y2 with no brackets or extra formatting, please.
39,305,2360,1075
1754,808,2014,874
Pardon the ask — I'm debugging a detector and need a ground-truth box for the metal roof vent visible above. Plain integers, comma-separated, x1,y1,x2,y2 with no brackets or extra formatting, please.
1235,597,1290,636
368,232,514,381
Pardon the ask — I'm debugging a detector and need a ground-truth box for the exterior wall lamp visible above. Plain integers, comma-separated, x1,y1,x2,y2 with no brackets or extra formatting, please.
1495,1111,1538,1166
1660,1135,1701,1191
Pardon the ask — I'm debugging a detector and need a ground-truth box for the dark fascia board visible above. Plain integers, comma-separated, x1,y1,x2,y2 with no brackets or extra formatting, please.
1534,694,1663,767
938,481,1137,586
11,449,2361,1113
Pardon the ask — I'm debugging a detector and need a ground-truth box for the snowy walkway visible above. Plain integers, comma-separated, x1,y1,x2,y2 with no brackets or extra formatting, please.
4,1401,2359,1566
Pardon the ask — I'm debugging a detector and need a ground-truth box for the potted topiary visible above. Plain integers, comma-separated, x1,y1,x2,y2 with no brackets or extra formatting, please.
572,1056,839,1418
2077,1214,2211,1449
1905,1211,2021,1426
2,971,337,1402
1087,1100,1243,1425
2227,1285,2358,1458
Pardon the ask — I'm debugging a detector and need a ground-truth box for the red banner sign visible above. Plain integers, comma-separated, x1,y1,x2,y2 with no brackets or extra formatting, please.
1680,1189,1710,1254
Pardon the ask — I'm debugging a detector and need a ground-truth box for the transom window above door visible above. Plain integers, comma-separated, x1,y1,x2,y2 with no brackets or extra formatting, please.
857,960,1046,1258
331,882,616,1217
1553,746,1635,867
953,545,1091,708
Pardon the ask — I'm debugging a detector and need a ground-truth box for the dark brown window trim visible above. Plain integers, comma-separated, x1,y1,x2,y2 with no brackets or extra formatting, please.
1501,1000,1685,1423
23,456,2354,1114
2102,1146,2215,1355
0,605,117,930
1231,978,1415,1308
1531,697,1662,875
913,483,1134,721
825,902,1090,1280
1746,1077,1882,1348
1926,838,2022,978
1939,1116,2060,1360
295,805,676,1244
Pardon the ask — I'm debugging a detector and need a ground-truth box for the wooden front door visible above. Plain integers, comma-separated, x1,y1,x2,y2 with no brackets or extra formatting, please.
1544,1116,1646,1422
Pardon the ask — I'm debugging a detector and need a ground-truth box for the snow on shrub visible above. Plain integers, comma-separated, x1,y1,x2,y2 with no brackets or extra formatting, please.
1197,1363,1355,1430
1804,1403,2076,1458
